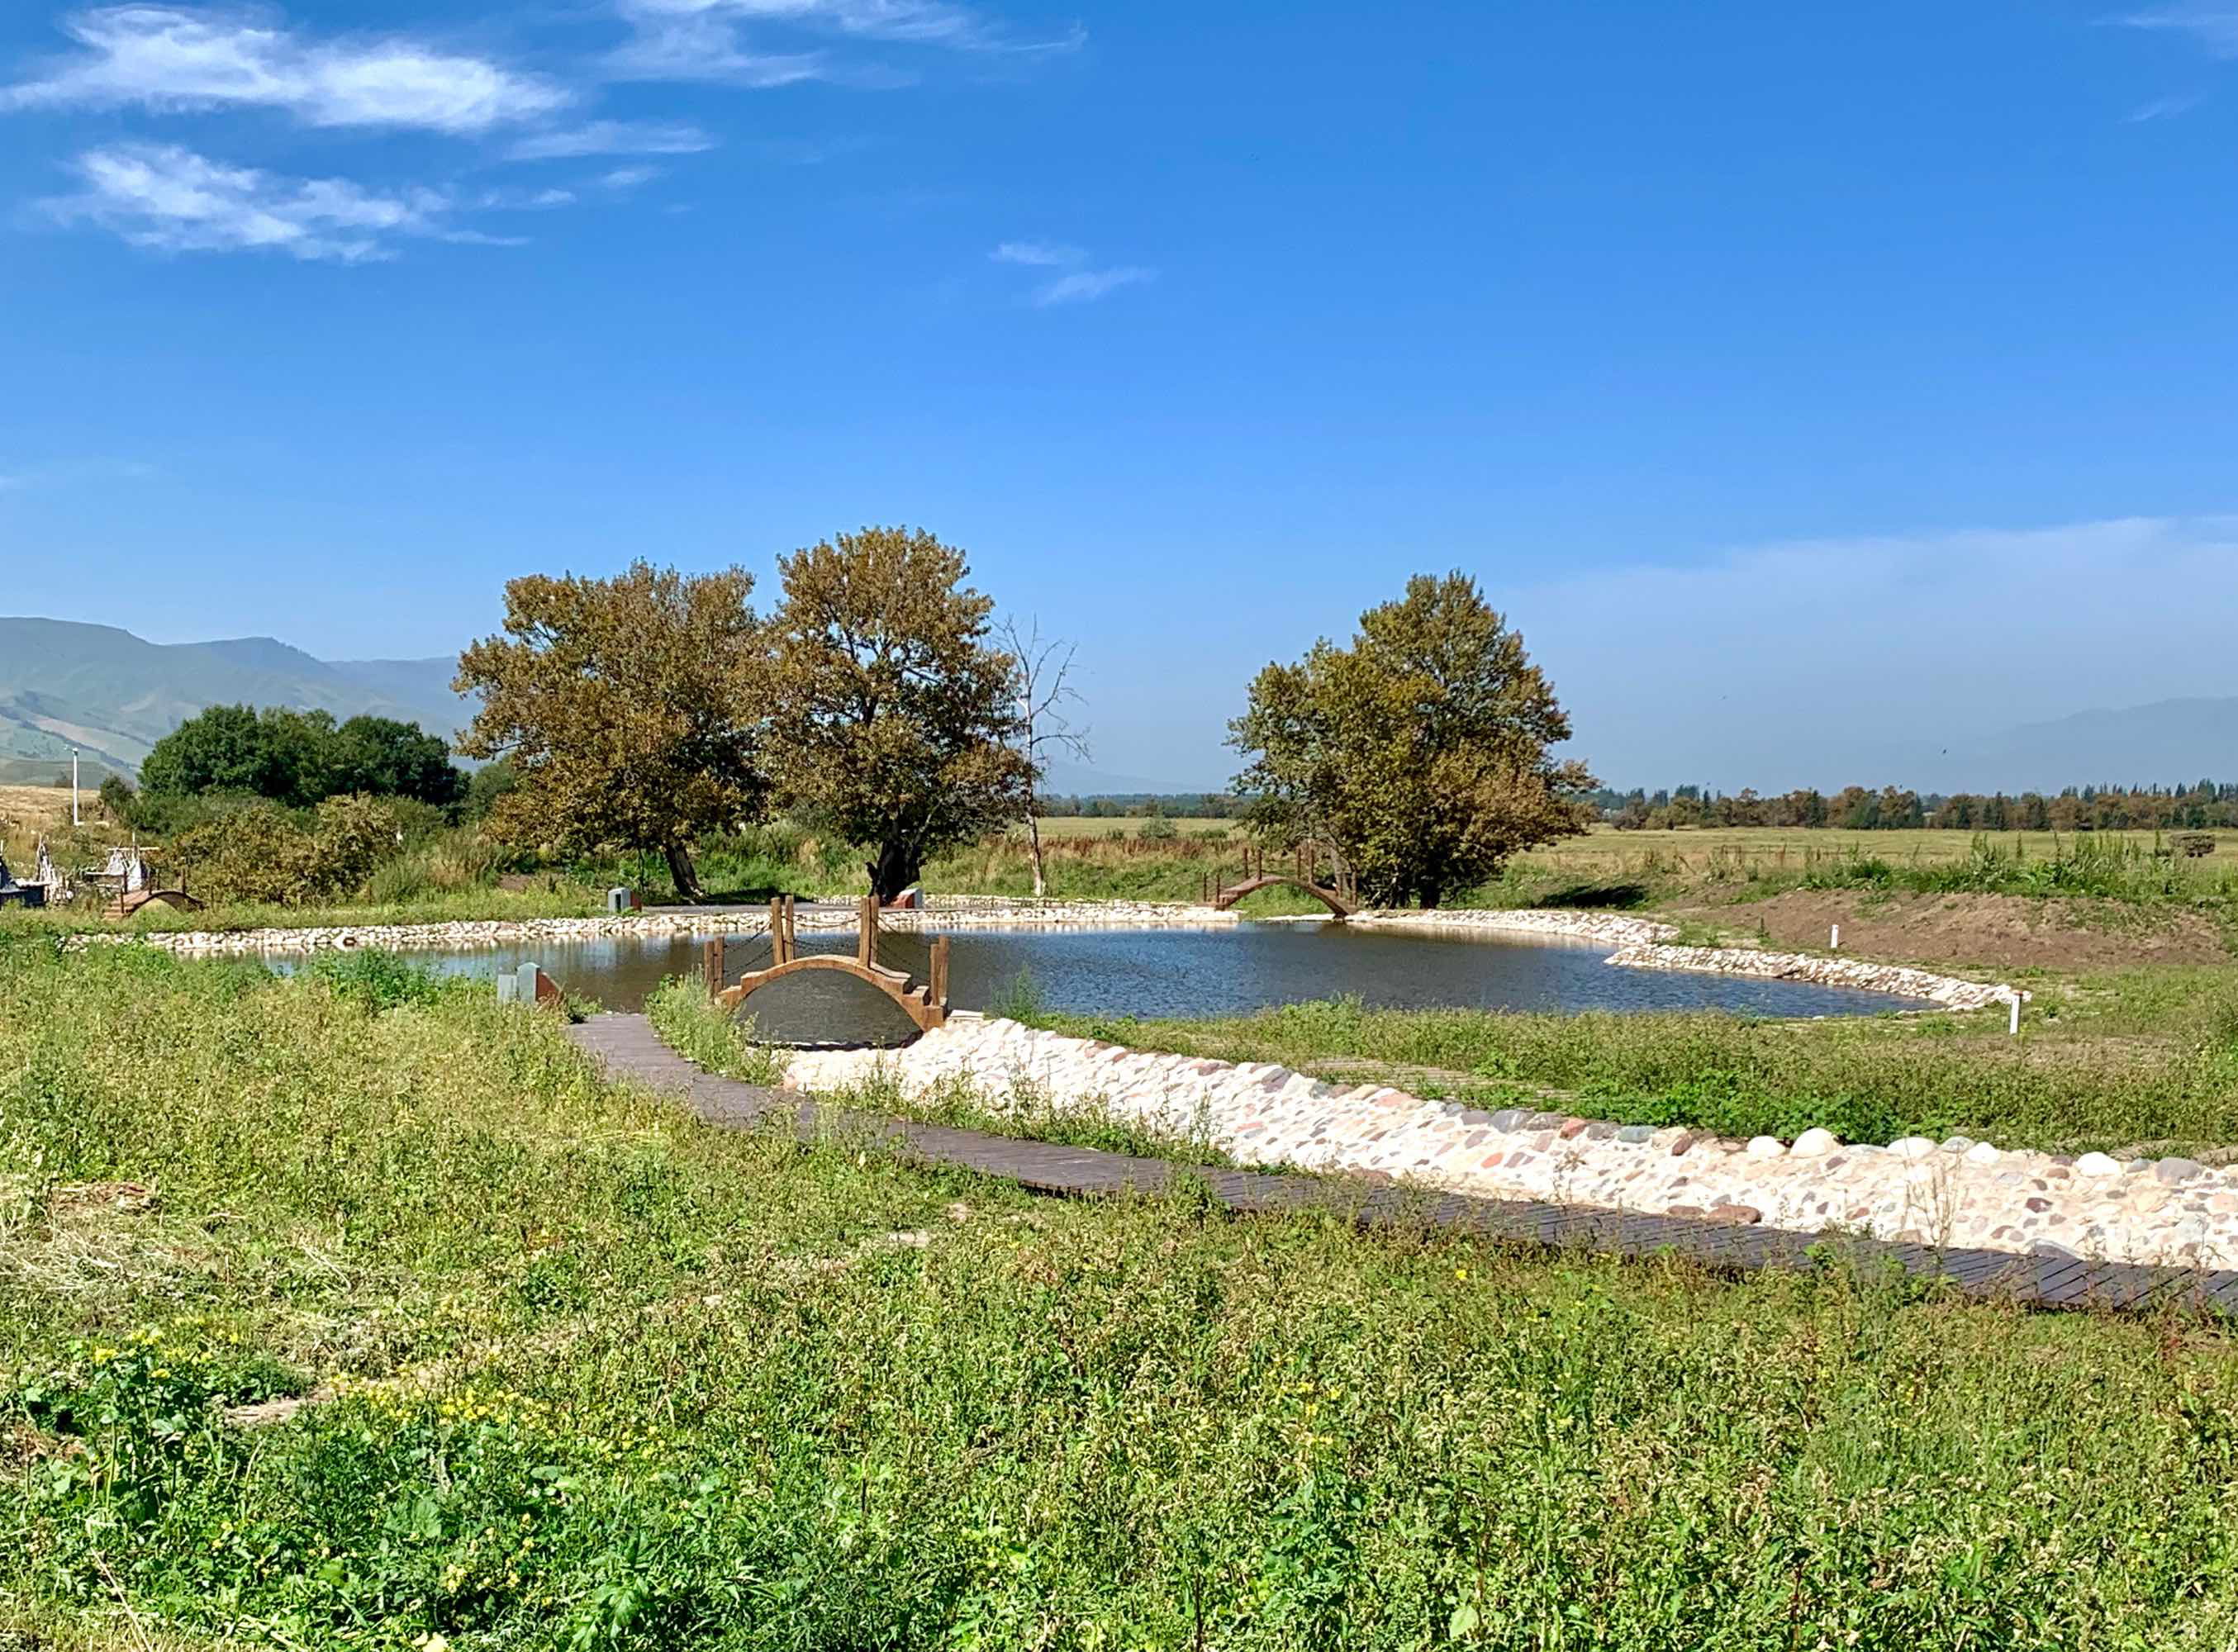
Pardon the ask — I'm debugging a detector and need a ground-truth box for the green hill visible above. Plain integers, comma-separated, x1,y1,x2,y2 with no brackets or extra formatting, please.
0,617,466,783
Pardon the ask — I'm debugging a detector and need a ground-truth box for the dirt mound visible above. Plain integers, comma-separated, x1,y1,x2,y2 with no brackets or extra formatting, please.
1688,890,2232,973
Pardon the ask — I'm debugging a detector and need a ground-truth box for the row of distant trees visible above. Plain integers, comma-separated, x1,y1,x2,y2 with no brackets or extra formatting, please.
1599,782,2238,833
1040,795,1253,819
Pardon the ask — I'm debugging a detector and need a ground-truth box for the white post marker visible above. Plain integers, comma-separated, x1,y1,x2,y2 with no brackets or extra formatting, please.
2009,994,2021,1037
1830,923,1840,950
70,750,80,827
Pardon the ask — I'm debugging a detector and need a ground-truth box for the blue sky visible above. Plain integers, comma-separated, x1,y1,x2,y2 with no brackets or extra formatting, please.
5,0,2238,790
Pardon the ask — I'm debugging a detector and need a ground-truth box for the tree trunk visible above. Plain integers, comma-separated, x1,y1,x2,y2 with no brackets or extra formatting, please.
664,838,705,904
1026,810,1048,899
869,840,921,904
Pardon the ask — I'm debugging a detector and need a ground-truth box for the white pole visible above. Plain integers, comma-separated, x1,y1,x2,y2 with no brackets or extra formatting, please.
71,751,80,826
2009,995,2021,1037
1830,923,1840,951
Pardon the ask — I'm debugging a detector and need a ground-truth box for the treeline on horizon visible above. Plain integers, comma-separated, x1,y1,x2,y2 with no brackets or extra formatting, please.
1589,781,2238,833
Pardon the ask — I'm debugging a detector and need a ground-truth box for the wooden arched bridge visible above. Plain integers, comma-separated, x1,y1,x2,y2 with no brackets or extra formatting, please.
706,895,952,1035
1203,846,1359,918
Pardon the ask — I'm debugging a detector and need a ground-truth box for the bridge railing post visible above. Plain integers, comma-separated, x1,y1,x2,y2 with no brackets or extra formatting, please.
930,934,950,1012
702,938,723,999
858,895,876,969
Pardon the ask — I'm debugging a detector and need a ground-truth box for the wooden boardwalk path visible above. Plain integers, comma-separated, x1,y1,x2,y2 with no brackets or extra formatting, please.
567,1014,2238,1316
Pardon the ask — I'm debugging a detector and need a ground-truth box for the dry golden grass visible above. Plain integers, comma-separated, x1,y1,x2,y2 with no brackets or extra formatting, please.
1022,814,1242,841
0,785,97,863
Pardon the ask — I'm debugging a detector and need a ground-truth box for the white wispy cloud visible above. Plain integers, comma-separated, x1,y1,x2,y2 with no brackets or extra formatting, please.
505,119,716,161
2125,89,2207,120
599,164,659,189
2,6,568,132
990,238,1081,267
49,143,468,261
605,5,831,84
2117,4,2238,56
607,0,1081,83
477,185,577,210
989,239,1153,305
1033,265,1152,306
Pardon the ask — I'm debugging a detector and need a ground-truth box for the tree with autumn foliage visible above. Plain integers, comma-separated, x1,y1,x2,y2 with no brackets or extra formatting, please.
453,562,767,901
765,527,1031,901
1229,572,1595,908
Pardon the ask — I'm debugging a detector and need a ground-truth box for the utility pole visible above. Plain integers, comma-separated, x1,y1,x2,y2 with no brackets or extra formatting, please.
70,750,80,826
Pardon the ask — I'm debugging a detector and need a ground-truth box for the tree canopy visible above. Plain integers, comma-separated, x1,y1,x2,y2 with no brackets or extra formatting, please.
140,705,463,809
329,716,464,807
1228,572,1595,907
453,562,766,900
764,527,1031,900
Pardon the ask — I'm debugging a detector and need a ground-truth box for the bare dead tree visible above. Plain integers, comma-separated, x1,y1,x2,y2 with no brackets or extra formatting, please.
999,617,1090,899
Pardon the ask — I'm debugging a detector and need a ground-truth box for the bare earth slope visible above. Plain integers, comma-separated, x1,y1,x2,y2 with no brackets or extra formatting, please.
1686,888,2231,972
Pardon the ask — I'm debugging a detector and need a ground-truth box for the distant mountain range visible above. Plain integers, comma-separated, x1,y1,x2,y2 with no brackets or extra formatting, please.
0,617,463,782
1898,698,2238,796
2,615,2226,797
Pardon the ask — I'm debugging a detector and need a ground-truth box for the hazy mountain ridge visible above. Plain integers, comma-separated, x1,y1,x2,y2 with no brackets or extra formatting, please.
1892,699,2238,797
0,617,466,779
1,616,2225,796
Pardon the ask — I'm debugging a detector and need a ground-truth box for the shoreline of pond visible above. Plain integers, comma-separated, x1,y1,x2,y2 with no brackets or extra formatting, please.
64,897,2020,1018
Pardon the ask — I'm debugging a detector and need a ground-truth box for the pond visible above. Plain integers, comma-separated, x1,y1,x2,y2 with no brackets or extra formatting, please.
385,920,1933,1042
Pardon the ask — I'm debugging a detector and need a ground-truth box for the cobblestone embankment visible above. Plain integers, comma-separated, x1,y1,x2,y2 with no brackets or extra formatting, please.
782,1014,2231,1268
70,897,1238,956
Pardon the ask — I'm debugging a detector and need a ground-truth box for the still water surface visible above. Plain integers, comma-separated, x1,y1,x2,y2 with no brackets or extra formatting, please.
387,921,1930,1043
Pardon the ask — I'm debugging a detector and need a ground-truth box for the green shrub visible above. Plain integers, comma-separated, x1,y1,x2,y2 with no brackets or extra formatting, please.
170,795,406,907
306,947,447,1013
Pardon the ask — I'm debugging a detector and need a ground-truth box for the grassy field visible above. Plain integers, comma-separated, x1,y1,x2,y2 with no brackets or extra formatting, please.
1020,815,1244,841
11,943,2238,1646
1535,823,2238,872
0,885,608,939
1030,963,2238,1158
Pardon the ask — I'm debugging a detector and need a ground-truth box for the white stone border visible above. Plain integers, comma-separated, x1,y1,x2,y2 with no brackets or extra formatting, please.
67,896,1240,957
776,1014,2227,1267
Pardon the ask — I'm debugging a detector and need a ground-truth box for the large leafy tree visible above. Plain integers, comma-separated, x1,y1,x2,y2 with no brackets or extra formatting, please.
454,562,767,901
329,715,466,808
1229,572,1596,908
141,705,339,806
766,527,1030,901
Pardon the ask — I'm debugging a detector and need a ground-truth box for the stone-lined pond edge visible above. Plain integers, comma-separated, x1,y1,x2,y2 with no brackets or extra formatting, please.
779,1011,2230,1270
576,1014,2238,1310
64,897,2022,1014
